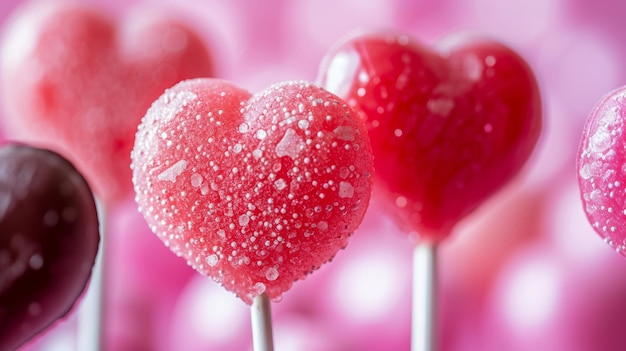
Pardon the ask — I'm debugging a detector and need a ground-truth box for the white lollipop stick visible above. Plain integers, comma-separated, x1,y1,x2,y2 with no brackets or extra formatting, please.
77,199,106,351
412,240,438,351
251,292,275,351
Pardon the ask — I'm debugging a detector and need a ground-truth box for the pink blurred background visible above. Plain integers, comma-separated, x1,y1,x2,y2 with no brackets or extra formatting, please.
2,0,626,350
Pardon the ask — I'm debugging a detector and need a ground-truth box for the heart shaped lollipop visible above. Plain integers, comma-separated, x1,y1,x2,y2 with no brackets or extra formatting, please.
0,143,99,351
0,1,214,203
132,78,373,304
318,32,542,241
578,86,626,255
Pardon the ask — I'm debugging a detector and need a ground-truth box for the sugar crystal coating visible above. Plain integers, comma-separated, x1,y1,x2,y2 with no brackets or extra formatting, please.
578,87,626,256
131,78,373,303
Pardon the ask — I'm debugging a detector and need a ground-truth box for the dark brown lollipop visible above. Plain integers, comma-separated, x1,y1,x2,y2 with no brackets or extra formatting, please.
0,143,99,350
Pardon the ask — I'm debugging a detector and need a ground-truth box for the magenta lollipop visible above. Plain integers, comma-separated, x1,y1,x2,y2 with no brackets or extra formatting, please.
0,143,99,351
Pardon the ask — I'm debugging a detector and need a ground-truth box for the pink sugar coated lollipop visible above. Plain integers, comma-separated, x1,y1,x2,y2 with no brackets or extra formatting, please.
131,78,373,304
0,1,214,203
578,86,626,255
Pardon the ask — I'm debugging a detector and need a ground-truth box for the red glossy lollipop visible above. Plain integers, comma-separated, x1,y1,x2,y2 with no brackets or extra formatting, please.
578,86,626,255
0,1,214,203
0,143,99,351
318,32,542,241
318,32,542,351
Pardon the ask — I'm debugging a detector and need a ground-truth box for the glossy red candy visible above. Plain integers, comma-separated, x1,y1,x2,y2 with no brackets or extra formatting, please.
0,1,214,203
577,87,626,255
318,32,542,241
132,78,373,303
0,144,99,351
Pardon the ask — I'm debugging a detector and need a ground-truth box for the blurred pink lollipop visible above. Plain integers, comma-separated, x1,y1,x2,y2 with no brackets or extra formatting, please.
0,1,215,348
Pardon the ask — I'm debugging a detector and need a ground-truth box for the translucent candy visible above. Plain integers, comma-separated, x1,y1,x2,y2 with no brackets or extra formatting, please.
318,32,542,241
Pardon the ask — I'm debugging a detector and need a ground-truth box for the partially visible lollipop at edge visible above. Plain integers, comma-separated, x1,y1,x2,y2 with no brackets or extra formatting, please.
577,86,626,256
0,143,100,351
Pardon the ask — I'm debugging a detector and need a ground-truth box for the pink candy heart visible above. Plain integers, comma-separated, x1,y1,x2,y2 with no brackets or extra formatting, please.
1,1,214,203
132,78,373,303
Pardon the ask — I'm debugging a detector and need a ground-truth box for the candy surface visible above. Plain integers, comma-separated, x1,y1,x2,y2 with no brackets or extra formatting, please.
577,87,626,255
0,1,214,203
0,144,100,351
318,32,542,241
132,78,373,303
